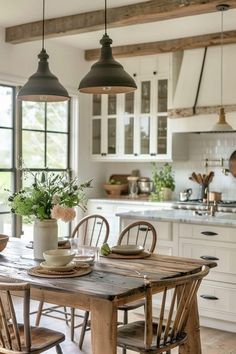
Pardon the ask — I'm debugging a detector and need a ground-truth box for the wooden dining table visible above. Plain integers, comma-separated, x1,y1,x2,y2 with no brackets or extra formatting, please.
0,238,217,354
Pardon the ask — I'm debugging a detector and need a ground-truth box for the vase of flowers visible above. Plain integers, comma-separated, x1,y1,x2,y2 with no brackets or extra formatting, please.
8,170,91,259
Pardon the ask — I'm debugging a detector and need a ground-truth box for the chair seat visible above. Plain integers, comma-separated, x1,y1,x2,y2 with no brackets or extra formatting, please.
118,299,145,311
18,325,65,353
117,320,187,353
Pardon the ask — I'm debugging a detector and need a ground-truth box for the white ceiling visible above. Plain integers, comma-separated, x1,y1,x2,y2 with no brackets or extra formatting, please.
1,0,236,51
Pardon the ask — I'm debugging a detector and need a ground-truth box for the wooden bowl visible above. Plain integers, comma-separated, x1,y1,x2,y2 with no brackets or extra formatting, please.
103,183,128,196
0,234,9,252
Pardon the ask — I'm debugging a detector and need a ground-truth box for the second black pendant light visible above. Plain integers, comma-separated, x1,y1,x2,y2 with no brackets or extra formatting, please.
17,0,69,102
78,0,137,94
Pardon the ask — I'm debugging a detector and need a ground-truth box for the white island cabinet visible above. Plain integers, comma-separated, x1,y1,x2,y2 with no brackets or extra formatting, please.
116,209,236,332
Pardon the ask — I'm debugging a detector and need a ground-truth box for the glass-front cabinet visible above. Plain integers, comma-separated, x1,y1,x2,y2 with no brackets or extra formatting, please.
91,73,169,160
91,94,118,158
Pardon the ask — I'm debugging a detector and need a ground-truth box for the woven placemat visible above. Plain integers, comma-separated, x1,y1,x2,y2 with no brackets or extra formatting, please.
27,264,92,278
101,250,151,259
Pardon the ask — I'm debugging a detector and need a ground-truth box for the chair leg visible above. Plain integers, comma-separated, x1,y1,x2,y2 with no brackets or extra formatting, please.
35,300,44,326
70,307,75,341
64,306,70,326
122,310,128,354
55,344,63,354
79,311,90,349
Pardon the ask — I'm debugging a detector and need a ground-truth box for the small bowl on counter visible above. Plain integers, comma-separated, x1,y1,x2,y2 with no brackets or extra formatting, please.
137,178,153,195
103,183,128,196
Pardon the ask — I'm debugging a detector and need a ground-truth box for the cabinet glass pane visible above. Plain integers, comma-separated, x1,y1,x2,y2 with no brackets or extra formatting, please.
92,119,101,154
92,94,101,116
125,92,134,114
108,94,117,115
124,117,134,154
157,116,167,154
158,79,168,112
0,86,13,128
141,81,151,114
0,129,12,168
140,116,150,154
108,118,116,154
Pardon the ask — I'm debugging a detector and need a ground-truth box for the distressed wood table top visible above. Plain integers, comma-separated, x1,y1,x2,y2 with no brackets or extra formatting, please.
0,238,217,300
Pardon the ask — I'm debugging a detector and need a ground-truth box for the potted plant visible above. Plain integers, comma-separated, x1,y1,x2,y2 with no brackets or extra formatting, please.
7,170,92,259
150,163,175,201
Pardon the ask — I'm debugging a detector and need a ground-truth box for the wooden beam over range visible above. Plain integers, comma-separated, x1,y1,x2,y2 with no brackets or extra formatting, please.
85,30,236,60
6,0,236,44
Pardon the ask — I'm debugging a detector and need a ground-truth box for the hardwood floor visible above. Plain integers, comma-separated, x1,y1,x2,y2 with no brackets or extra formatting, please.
27,302,236,354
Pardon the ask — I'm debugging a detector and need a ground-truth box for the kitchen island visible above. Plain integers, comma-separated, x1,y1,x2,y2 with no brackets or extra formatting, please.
116,208,236,333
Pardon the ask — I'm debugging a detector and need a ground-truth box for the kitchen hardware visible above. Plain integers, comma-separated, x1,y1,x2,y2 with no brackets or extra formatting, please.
200,295,219,300
200,256,219,261
201,231,218,236
179,188,192,201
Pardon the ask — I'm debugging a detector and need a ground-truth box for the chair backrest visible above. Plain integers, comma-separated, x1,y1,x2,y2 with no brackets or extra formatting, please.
0,282,31,352
71,214,110,247
144,266,209,351
117,221,157,253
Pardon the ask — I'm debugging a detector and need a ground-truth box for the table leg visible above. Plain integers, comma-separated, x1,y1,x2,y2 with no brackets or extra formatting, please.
179,296,202,354
90,298,117,354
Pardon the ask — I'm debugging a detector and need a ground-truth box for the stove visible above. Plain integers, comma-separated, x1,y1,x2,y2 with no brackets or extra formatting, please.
172,200,236,213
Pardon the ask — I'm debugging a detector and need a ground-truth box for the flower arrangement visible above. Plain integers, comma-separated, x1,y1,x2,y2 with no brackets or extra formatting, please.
7,170,92,222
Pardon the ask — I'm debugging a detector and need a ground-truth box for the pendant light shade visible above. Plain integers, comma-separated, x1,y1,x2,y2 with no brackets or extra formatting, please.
78,1,137,94
212,4,233,131
17,0,69,102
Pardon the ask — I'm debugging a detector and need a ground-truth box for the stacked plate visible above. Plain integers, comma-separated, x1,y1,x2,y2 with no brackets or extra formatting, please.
111,245,144,255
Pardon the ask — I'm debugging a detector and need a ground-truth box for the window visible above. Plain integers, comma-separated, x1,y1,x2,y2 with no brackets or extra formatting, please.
0,85,15,236
0,83,71,238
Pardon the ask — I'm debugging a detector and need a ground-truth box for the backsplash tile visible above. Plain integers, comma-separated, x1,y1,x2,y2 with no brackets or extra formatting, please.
104,132,236,201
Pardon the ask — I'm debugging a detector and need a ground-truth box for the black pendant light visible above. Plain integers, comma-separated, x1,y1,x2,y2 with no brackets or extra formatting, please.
78,0,137,94
17,0,69,102
212,4,233,131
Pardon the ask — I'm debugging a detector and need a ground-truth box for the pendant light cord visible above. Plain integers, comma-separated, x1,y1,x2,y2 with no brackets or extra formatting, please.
105,0,107,35
42,0,45,50
220,8,224,108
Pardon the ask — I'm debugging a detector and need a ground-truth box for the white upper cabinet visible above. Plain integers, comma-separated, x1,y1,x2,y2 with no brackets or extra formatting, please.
90,54,185,161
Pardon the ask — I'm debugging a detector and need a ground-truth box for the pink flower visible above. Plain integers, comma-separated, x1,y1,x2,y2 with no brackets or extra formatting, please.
51,204,76,222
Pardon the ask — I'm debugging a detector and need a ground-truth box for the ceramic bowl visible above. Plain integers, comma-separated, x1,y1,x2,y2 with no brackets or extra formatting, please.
0,234,9,252
43,249,75,266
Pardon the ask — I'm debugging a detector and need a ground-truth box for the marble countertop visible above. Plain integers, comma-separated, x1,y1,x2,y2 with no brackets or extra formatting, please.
116,209,236,227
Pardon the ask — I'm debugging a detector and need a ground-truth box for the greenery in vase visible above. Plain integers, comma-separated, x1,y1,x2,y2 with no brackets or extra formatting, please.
150,163,175,201
7,170,92,222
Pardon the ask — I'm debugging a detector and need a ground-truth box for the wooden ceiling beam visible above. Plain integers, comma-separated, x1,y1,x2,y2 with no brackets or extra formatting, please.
85,30,236,60
6,0,236,44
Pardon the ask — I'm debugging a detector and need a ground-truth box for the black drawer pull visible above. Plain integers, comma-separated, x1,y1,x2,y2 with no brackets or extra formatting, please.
200,295,219,300
200,256,219,261
201,231,218,236
96,207,102,210
139,227,151,232
96,222,102,225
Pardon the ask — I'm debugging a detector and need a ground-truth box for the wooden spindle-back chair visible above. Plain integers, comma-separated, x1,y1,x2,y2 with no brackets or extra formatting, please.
0,281,64,354
35,214,110,345
116,220,157,354
117,266,209,354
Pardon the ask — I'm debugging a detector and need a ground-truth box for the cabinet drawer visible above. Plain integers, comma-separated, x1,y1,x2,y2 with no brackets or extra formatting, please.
179,223,235,243
198,280,236,322
179,239,236,283
121,218,172,241
87,201,115,215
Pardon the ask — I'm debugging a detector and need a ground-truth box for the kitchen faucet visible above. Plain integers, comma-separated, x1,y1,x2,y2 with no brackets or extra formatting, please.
205,186,217,216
